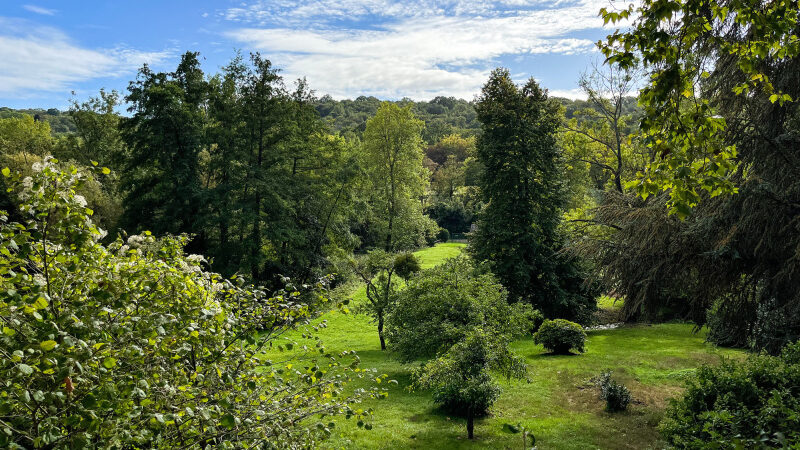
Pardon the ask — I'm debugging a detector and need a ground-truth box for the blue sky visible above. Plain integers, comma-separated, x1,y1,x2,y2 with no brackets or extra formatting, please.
0,0,630,109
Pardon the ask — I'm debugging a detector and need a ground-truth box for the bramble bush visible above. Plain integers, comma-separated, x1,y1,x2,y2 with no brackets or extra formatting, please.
661,341,800,447
533,319,586,354
386,256,538,361
0,159,383,449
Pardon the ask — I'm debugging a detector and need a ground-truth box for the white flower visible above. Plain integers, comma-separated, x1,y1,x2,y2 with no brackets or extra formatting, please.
127,235,146,247
31,162,42,172
187,254,205,264
74,195,87,207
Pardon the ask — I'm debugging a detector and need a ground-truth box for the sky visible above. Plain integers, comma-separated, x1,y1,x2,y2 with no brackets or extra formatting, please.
0,0,631,109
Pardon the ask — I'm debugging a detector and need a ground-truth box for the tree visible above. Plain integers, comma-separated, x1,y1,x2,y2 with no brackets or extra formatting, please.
412,330,526,439
120,52,209,249
470,68,596,323
563,63,641,194
362,103,428,251
386,256,537,361
351,250,420,350
59,89,124,168
587,0,800,346
599,0,799,216
0,114,52,165
0,159,382,448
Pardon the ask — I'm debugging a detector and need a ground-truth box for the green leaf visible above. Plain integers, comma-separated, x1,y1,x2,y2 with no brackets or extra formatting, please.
1,167,9,177
18,364,33,375
221,414,236,429
102,357,117,369
40,340,57,351
33,296,49,310
101,167,111,175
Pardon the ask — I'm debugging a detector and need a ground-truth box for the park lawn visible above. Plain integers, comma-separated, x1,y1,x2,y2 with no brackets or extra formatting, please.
265,243,745,449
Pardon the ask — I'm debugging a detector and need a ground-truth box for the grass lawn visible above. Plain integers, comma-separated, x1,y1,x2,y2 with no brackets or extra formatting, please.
269,243,745,449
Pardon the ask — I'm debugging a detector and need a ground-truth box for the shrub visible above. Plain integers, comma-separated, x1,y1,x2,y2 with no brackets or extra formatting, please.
412,330,526,439
386,256,531,361
596,371,631,412
533,319,586,354
393,252,421,280
0,159,380,448
437,227,450,242
509,303,545,335
661,341,800,447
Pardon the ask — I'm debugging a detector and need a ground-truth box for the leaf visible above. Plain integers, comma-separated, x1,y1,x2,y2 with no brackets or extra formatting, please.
40,340,57,351
221,414,236,429
33,296,48,310
101,167,111,175
1,167,9,177
18,364,33,375
102,357,117,369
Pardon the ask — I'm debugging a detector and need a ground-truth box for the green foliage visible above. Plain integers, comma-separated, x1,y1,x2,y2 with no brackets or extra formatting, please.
0,159,379,448
0,107,75,134
362,102,429,251
0,114,53,162
595,371,631,412
350,249,411,350
661,341,800,447
118,52,360,283
533,319,586,354
56,89,124,168
411,330,526,439
314,96,479,143
386,256,531,361
600,0,799,216
470,68,597,323
393,252,421,280
120,51,208,242
436,227,450,242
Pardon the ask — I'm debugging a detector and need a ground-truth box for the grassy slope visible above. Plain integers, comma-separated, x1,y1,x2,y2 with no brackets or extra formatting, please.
273,243,744,449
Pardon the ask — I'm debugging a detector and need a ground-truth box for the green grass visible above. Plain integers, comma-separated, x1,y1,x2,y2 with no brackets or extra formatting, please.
268,243,745,449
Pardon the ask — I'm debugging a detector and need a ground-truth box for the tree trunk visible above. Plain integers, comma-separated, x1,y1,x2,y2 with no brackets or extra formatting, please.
378,312,386,350
467,414,474,439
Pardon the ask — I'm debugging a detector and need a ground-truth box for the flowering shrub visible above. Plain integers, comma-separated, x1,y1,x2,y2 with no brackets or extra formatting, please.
0,159,382,449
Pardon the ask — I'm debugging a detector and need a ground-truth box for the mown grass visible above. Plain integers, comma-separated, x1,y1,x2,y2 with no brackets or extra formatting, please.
267,243,745,449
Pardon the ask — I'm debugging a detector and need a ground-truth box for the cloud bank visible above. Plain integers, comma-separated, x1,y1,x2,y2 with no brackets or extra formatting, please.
225,0,614,99
0,18,170,98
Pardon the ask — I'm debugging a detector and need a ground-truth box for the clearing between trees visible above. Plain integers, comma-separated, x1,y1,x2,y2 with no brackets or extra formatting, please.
264,243,743,449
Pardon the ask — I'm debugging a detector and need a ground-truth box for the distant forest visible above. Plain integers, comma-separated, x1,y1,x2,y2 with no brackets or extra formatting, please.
0,95,641,142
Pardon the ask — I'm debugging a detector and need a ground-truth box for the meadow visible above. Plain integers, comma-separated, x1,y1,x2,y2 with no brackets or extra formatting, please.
271,243,744,449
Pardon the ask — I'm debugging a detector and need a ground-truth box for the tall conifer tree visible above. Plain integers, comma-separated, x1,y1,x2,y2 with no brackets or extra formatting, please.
470,68,595,323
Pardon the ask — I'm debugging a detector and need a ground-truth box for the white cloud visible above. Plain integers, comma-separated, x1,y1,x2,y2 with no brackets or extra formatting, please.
22,4,57,16
226,0,612,99
0,18,171,97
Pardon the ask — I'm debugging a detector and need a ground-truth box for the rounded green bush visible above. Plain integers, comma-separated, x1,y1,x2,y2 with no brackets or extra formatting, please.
533,319,586,354
437,228,450,242
661,341,800,447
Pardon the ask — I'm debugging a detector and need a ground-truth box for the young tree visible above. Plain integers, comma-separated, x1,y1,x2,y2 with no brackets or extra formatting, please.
351,250,420,350
412,330,526,439
362,102,428,251
470,68,596,323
